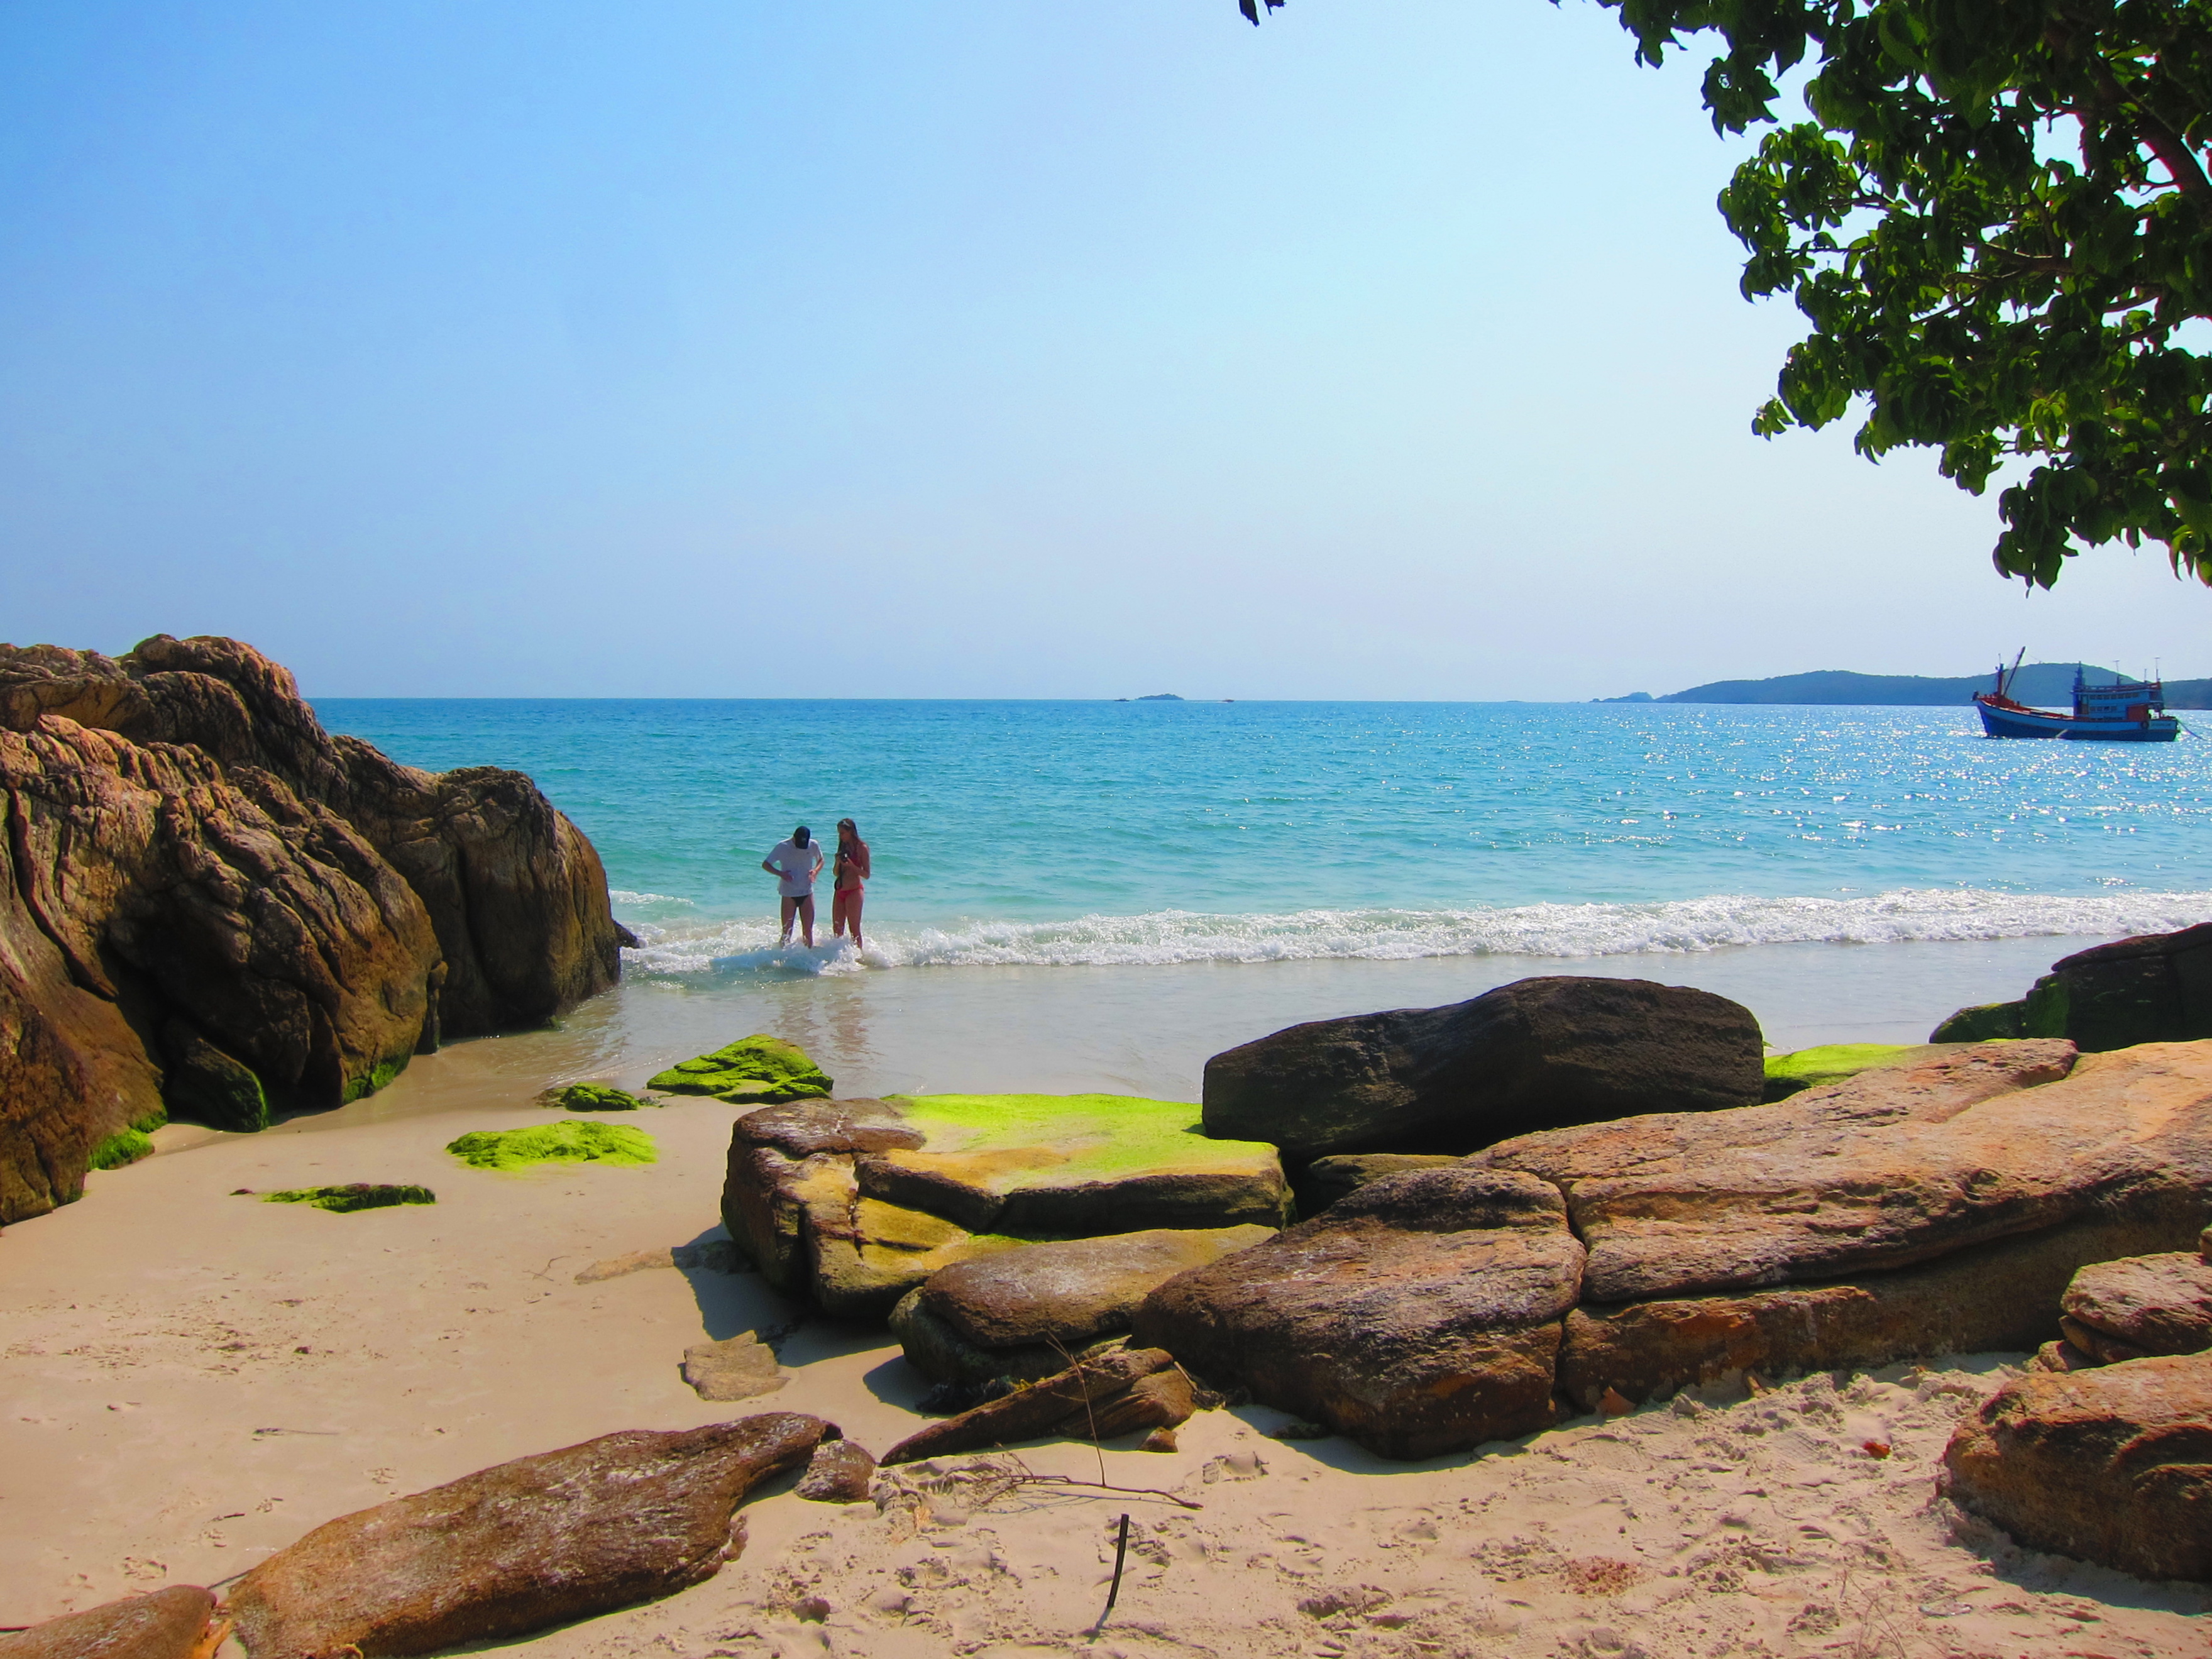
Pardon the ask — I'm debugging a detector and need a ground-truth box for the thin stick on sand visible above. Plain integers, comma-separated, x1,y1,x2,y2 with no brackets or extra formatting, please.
1090,1512,1131,1640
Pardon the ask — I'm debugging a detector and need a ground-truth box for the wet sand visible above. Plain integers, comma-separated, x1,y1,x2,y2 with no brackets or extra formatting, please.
6,937,2205,1654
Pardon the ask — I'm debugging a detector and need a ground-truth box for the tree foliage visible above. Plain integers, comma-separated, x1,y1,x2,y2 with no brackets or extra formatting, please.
1246,1,2212,590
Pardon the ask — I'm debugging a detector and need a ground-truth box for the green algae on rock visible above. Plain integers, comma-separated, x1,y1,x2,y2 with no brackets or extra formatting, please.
538,1082,649,1112
261,1183,437,1213
647,1035,831,1105
446,1121,657,1171
87,1125,157,1170
1761,1040,1988,1100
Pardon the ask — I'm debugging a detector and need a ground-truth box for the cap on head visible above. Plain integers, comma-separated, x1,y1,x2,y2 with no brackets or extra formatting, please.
793,825,810,846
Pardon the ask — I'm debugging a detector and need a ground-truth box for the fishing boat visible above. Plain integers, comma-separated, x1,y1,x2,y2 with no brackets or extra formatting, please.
1974,653,2182,741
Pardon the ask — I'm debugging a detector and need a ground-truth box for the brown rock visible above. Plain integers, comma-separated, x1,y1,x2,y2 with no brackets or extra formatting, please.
2062,1252,2212,1360
0,636,625,1223
916,1225,1276,1352
1943,1350,2212,1582
224,1414,827,1658
0,1586,214,1659
1133,1167,1585,1459
881,1347,1178,1464
1200,975,1765,1160
1299,1153,1463,1211
794,1438,877,1502
681,1331,788,1401
1472,1039,2187,1303
1069,1364,1197,1440
1558,1209,2197,1408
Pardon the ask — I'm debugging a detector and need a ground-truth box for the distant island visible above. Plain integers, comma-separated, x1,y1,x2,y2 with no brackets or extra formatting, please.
1600,663,2212,709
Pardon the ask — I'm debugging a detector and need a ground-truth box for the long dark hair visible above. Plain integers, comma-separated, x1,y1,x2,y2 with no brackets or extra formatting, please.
837,818,867,866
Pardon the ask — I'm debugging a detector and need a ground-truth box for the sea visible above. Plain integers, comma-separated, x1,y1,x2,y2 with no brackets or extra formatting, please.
311,698,2212,1105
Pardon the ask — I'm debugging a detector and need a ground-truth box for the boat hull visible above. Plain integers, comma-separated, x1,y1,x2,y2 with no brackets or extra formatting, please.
1976,700,2181,741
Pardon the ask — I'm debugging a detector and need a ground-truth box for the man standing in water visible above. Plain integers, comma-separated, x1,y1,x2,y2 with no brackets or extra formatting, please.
762,825,824,947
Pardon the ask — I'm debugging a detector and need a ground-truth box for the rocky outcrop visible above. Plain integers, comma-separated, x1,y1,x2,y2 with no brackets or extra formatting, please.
1135,1168,1585,1459
1201,976,1764,1161
0,636,626,1223
881,1347,1193,1464
723,1095,1288,1318
891,1224,1274,1382
0,1585,216,1659
2059,1250,2212,1364
1142,1040,2212,1457
1943,1352,2212,1582
224,1414,827,1658
1930,921,2212,1051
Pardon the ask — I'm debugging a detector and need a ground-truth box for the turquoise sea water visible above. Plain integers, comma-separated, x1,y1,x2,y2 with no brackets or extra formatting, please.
315,699,2212,979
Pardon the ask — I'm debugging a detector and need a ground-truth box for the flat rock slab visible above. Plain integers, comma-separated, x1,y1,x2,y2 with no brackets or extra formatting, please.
0,1586,214,1659
1201,975,1764,1160
1944,1350,2212,1582
1759,1041,1980,1100
2062,1252,2212,1362
682,1331,789,1401
1135,1167,1585,1459
722,1095,1287,1317
1474,1040,2120,1301
225,1414,828,1659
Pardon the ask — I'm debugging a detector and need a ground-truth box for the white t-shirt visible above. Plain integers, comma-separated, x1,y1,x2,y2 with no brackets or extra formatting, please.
767,837,822,897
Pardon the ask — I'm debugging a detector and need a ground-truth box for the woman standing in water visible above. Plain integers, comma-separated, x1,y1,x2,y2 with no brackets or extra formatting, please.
832,817,871,951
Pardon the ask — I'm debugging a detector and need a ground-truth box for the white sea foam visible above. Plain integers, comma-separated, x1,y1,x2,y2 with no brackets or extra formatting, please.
615,887,2212,976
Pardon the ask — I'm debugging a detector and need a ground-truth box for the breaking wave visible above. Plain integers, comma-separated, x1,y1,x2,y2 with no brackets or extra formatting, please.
615,886,2212,977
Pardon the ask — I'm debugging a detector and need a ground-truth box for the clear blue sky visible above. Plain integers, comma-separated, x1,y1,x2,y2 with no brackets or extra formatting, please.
2,1,2202,697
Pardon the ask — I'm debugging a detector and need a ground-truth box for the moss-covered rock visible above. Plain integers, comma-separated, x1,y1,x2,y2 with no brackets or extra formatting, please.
1929,1000,2027,1043
538,1082,648,1112
261,1183,437,1213
162,1021,271,1133
646,1035,831,1105
88,1127,156,1170
446,1121,657,1170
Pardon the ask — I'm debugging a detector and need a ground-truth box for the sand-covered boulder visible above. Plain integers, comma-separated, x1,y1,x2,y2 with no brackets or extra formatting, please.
0,635,625,1223
2060,1252,2212,1364
723,1095,1288,1317
1931,921,2212,1052
0,1585,215,1659
1201,976,1764,1160
647,1035,830,1105
881,1347,1192,1463
891,1224,1274,1382
224,1414,827,1659
1944,1352,2212,1582
1136,1167,1585,1458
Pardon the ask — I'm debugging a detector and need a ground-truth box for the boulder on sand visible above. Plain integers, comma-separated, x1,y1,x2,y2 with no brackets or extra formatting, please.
2059,1252,2212,1364
1930,920,2212,1052
0,635,626,1224
648,1035,830,1105
1944,1350,2212,1583
224,1414,827,1659
1200,976,1764,1161
0,1585,215,1659
723,1095,1288,1318
1135,1167,1586,1459
881,1347,1193,1464
891,1224,1275,1382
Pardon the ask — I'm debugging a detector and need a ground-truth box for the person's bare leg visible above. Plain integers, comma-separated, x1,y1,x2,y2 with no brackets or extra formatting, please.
849,890,864,951
831,890,850,939
796,895,816,947
779,896,798,946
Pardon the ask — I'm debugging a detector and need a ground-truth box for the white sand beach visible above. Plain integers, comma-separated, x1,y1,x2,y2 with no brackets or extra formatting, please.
6,940,2208,1657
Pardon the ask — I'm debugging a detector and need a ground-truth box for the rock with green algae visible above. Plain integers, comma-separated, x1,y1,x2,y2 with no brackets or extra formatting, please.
446,1120,657,1170
539,1081,650,1112
647,1035,830,1105
162,1021,272,1132
1762,1040,1986,1100
260,1183,437,1213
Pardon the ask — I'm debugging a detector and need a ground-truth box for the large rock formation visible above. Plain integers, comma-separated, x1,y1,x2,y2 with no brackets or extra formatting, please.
1944,1352,2212,1582
1141,1040,2212,1458
723,1093,1289,1318
1,636,627,1223
1201,976,1764,1161
224,1414,828,1658
1930,921,2212,1050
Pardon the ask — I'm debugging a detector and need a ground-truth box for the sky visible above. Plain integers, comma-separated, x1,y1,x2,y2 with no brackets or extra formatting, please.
1,1,2204,699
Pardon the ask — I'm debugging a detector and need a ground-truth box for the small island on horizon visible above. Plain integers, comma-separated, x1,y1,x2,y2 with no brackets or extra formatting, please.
1601,661,2212,708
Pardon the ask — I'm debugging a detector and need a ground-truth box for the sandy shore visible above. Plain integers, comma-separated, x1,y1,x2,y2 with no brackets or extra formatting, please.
6,940,2207,1655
